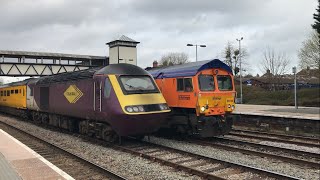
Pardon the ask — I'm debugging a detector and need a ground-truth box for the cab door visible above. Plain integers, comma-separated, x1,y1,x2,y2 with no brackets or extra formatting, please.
94,79,102,113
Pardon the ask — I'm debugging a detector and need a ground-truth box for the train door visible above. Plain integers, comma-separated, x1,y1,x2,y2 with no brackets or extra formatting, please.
39,87,49,111
94,79,102,112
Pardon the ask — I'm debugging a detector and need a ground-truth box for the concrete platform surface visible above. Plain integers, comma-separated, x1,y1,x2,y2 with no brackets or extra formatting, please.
233,104,320,120
0,129,74,180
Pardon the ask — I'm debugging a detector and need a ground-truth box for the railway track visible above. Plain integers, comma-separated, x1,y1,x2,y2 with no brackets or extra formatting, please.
0,121,127,180
212,136,320,161
230,129,320,148
192,139,320,169
118,140,299,180
0,119,299,180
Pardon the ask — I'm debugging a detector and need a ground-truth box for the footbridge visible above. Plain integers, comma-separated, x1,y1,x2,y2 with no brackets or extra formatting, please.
0,50,108,77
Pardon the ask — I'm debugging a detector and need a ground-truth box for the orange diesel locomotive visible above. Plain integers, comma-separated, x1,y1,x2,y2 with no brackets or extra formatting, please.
148,59,236,137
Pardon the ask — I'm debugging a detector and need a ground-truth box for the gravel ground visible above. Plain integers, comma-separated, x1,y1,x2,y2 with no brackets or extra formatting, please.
0,116,201,180
226,135,320,154
147,136,320,180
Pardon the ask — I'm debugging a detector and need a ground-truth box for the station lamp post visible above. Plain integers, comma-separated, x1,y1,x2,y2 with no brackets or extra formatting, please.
187,44,206,62
236,37,244,104
292,66,298,109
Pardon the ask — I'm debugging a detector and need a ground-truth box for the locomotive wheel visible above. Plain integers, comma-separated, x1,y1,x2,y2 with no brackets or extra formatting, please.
102,126,118,143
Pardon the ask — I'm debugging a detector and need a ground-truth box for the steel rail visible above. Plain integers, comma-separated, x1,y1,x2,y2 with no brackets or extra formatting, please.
191,139,320,169
0,121,127,180
229,131,320,148
215,136,320,160
231,128,320,143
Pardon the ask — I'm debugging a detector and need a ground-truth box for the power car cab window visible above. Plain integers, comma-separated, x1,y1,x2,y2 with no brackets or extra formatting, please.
119,75,159,94
198,75,215,91
177,78,193,92
217,75,233,91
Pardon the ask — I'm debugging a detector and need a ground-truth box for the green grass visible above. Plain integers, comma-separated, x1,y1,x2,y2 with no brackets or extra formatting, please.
236,86,320,107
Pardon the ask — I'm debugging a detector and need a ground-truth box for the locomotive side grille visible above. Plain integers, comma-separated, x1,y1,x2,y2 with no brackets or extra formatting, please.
143,104,161,112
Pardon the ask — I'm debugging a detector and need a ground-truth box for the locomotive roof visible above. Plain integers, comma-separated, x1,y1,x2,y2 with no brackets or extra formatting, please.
95,63,149,76
36,63,149,85
148,59,233,79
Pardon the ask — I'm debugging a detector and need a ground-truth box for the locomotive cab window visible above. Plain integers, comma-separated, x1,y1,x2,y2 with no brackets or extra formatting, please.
119,75,159,94
177,78,193,92
217,75,233,91
198,75,215,91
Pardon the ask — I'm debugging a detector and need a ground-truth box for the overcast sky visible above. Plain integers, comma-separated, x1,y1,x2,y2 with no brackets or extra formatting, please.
0,0,318,82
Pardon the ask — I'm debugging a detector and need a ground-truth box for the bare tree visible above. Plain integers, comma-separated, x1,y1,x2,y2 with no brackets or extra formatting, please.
261,47,290,90
223,41,249,76
298,31,320,70
159,52,189,66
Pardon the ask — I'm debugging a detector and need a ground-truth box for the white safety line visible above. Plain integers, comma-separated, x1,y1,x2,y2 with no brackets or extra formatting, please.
0,129,75,180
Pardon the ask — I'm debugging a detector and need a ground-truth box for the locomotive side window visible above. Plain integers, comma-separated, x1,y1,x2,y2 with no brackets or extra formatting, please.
0,91,3,96
104,79,111,98
15,89,18,94
7,90,10,96
4,91,6,96
217,75,233,91
11,90,14,94
177,78,193,92
177,78,184,91
198,75,215,91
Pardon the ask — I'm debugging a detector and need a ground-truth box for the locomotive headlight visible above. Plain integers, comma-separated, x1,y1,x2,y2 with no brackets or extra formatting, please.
159,103,169,110
228,104,231,108
200,106,206,112
126,107,133,113
133,106,139,112
138,106,144,112
231,105,235,110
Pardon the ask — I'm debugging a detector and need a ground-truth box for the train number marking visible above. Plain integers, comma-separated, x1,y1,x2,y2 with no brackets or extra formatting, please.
178,95,190,100
64,85,83,103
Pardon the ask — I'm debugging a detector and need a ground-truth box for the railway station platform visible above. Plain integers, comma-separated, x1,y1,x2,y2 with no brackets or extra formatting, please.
233,104,320,120
0,129,74,180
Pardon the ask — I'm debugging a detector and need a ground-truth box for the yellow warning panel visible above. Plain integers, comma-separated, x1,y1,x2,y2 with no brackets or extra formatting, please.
63,85,83,103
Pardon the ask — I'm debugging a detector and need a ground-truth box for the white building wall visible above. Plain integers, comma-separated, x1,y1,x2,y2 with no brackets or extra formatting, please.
108,46,137,65
109,47,119,64
119,46,137,65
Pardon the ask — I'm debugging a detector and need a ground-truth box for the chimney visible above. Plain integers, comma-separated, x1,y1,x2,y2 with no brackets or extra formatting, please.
267,69,270,74
153,60,158,68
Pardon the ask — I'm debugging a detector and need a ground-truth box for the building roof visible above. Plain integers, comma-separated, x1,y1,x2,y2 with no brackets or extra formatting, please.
148,59,232,79
0,50,106,60
106,35,140,45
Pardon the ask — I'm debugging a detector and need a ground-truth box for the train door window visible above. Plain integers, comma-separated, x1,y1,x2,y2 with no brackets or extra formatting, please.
15,89,18,94
217,75,233,91
104,78,112,98
177,78,193,92
30,87,33,96
177,78,184,91
7,90,10,96
198,75,215,91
